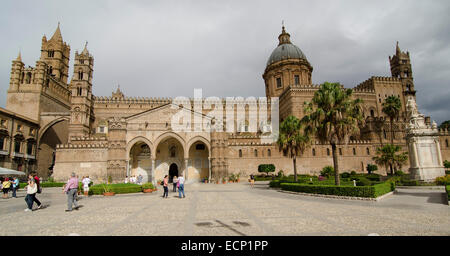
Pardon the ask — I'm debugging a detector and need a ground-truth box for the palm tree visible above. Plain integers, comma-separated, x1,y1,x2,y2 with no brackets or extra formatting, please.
303,82,364,185
382,96,402,144
372,144,408,175
277,115,311,182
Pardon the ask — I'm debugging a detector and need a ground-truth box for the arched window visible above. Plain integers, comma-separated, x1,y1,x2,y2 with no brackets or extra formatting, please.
0,137,4,150
27,141,34,155
366,147,370,155
327,148,330,156
20,72,24,83
339,148,343,156
47,66,53,75
26,72,32,84
77,87,82,96
370,109,375,117
446,139,449,148
312,148,316,156
239,149,242,158
48,50,54,58
78,71,84,80
353,148,356,156
254,149,258,157
169,146,176,158
276,77,282,88
195,143,205,150
383,130,387,139
267,149,271,157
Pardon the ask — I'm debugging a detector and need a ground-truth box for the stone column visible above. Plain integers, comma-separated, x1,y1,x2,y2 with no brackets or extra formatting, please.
184,158,189,180
435,138,443,166
151,158,155,185
126,160,130,177
208,157,212,183
412,141,419,168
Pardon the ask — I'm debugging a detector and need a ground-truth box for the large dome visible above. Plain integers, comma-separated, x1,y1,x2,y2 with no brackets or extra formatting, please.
266,43,307,66
266,26,308,67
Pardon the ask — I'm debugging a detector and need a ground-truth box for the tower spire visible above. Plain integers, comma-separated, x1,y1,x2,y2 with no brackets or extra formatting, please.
396,41,401,54
50,22,63,42
16,51,22,62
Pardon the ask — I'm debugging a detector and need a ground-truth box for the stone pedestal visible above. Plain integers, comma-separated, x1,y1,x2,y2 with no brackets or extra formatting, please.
406,96,445,182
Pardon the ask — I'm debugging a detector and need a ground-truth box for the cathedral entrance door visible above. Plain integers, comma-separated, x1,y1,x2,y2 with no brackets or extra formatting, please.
169,163,179,183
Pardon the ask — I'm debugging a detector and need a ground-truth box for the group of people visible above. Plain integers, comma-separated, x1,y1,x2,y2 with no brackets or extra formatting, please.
161,174,185,198
1,176,20,198
124,174,143,185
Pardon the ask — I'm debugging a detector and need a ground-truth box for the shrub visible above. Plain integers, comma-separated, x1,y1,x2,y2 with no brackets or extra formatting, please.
142,183,155,190
279,180,395,198
340,172,351,178
395,170,405,176
365,173,381,182
321,166,335,177
277,170,285,177
350,171,357,176
89,183,143,195
366,164,378,174
40,182,66,188
399,179,419,186
444,160,450,169
258,164,276,175
446,185,450,201
435,175,450,185
355,177,372,186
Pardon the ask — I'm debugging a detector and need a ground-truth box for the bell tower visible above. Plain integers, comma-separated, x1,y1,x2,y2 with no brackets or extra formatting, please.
40,23,71,84
68,42,94,138
389,42,415,97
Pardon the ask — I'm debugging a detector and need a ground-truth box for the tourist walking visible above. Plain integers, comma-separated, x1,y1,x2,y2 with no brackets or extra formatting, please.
137,174,143,185
162,175,168,198
11,177,19,198
24,175,41,211
178,174,185,198
82,176,91,196
2,178,11,199
249,174,255,188
64,172,79,212
172,176,178,192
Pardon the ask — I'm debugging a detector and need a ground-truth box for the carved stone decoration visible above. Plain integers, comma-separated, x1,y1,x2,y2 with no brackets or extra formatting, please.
406,96,445,182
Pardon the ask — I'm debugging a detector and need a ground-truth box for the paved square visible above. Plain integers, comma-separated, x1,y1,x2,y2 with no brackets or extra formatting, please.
1,182,449,236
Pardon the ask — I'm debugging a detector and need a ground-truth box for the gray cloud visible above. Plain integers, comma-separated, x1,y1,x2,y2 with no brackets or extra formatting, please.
1,0,449,123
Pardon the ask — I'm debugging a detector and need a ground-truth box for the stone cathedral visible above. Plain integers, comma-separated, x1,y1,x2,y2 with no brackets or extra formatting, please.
1,24,449,183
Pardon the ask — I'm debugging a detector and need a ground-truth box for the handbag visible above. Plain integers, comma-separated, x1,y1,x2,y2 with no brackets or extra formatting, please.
177,182,180,188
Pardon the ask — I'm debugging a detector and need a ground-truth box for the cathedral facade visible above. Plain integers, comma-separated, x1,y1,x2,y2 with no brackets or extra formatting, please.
2,24,449,183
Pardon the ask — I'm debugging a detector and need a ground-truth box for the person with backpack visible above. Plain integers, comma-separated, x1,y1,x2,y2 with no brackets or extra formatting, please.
24,175,42,211
2,177,11,199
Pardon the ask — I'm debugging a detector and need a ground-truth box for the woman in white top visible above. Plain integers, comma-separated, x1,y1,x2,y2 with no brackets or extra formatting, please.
24,176,41,211
172,176,178,192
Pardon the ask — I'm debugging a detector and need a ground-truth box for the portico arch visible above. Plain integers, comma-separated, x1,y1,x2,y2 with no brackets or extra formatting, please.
126,136,154,161
128,140,152,184
154,132,186,183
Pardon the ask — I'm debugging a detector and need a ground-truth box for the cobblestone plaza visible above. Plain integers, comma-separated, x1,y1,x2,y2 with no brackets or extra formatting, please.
1,182,448,236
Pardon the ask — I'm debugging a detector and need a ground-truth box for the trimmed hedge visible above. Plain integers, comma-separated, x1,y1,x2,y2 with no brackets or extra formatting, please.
87,183,143,195
19,182,65,189
446,185,450,201
279,180,395,198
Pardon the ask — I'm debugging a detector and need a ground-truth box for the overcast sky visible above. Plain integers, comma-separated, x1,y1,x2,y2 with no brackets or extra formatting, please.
1,0,449,124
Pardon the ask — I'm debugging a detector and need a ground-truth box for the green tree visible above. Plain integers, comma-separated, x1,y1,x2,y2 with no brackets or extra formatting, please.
439,120,450,130
303,82,364,185
366,164,378,174
277,115,311,182
382,96,402,144
372,144,408,176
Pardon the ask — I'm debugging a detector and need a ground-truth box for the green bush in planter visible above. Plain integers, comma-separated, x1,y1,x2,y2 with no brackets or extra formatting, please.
350,171,357,176
142,183,155,190
365,173,381,182
89,183,143,195
394,170,405,176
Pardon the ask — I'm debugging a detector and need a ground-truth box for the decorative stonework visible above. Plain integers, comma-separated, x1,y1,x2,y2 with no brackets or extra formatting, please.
406,96,445,182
